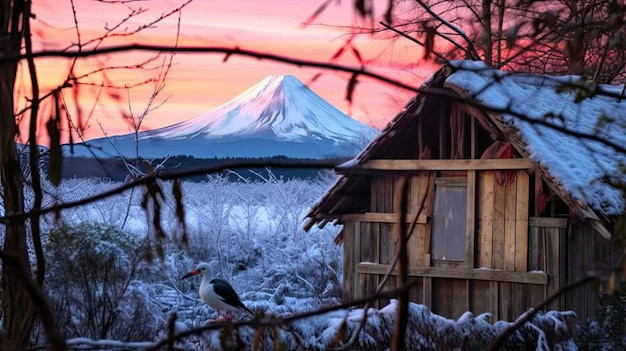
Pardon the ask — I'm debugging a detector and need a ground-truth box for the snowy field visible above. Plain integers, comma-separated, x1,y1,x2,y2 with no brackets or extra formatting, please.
3,171,595,349
26,171,346,346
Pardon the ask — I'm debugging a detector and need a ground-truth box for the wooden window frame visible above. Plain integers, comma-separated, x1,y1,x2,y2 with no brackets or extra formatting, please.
431,177,468,265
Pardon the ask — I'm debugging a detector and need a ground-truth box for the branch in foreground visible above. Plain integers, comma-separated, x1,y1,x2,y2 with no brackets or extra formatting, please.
487,274,600,351
14,45,626,156
146,280,423,350
15,44,422,93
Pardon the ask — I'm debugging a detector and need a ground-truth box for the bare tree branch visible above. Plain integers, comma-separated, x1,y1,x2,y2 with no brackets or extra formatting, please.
487,274,600,350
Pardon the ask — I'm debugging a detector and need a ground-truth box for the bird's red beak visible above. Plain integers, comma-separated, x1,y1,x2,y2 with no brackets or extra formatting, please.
181,269,200,280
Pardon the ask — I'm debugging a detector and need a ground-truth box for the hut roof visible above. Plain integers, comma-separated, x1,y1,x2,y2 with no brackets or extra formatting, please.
305,61,626,231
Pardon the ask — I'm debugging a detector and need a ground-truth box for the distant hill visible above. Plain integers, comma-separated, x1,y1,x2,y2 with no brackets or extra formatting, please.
61,155,346,182
63,75,377,160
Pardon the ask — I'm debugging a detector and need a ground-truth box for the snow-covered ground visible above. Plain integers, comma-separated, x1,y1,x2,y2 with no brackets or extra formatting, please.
7,171,587,349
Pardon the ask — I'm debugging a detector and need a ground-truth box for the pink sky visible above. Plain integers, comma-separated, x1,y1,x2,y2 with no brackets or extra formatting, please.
27,0,437,143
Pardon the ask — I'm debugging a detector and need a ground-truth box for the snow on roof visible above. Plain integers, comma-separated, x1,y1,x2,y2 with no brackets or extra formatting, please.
446,60,626,216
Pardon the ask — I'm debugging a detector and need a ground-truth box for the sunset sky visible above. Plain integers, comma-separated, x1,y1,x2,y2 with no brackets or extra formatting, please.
27,0,437,143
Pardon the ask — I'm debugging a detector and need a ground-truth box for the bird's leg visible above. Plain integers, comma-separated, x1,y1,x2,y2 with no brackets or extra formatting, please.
207,310,221,324
220,311,235,321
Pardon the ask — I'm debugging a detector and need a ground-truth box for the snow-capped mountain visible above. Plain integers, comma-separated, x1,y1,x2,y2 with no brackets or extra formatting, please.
65,75,377,159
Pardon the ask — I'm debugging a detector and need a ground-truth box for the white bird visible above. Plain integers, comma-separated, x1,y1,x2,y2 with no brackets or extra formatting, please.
181,262,254,321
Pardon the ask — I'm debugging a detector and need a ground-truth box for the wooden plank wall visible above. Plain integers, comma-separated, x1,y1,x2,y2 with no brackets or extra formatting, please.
409,173,435,306
354,175,397,308
474,170,530,320
528,217,568,311
343,223,355,303
566,223,621,321
347,169,562,322
353,174,435,308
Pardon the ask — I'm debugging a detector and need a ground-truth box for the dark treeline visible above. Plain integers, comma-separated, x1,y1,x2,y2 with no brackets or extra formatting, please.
61,155,349,182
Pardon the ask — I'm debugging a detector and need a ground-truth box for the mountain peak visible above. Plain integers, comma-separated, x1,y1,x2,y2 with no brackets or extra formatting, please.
143,74,373,143
239,74,305,105
68,75,377,159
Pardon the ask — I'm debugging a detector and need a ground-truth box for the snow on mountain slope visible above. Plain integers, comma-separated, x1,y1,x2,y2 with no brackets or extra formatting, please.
65,75,377,159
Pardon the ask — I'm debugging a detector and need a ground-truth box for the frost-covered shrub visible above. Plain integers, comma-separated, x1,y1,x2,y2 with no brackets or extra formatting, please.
167,300,578,350
575,292,626,350
37,172,343,332
42,223,164,341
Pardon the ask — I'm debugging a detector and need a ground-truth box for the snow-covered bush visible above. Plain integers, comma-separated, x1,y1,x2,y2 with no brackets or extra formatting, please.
41,223,165,341
166,300,578,350
574,292,626,350
30,171,343,337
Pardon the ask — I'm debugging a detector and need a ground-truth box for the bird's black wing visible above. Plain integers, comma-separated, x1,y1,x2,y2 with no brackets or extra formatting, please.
210,278,254,314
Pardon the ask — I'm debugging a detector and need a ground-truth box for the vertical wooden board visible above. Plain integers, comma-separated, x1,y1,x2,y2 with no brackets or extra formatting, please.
545,227,562,310
354,221,361,257
466,280,472,316
529,284,546,311
466,171,476,268
478,172,495,268
343,224,355,303
423,277,433,309
408,276,423,304
379,274,395,308
492,174,506,270
527,226,540,271
357,273,365,300
377,222,382,265
409,175,426,265
360,273,379,308
378,224,387,265
379,223,393,264
503,174,517,271
510,283,530,319
565,226,583,318
470,113,477,159
409,175,424,213
451,279,469,319
470,280,491,316
432,278,452,317
359,222,370,262
490,281,499,321
499,282,512,321
409,173,435,266
384,175,394,213
579,225,599,319
558,227,567,311
391,176,403,268
371,177,380,211
515,170,529,272
408,225,422,265
422,173,435,265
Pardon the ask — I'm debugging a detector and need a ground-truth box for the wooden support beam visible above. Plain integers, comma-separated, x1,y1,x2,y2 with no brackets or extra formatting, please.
466,170,476,268
344,159,533,172
529,217,568,229
341,212,429,224
356,263,548,285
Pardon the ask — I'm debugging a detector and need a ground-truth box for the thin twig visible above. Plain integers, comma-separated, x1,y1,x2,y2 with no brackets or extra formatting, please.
487,274,600,351
379,21,448,62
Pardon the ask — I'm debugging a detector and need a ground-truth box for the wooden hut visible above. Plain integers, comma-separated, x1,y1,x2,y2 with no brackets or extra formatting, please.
304,61,626,322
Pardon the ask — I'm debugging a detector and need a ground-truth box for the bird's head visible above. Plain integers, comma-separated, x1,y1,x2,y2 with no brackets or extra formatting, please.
181,262,212,280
